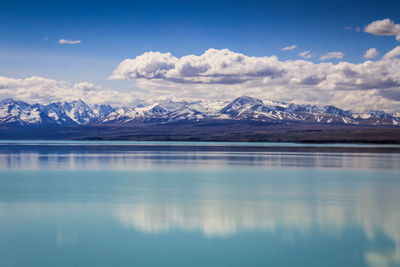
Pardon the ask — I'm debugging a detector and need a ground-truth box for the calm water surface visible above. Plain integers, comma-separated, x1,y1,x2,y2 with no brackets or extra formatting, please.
0,141,400,267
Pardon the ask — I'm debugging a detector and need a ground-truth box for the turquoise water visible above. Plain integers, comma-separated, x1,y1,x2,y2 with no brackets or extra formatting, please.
0,142,400,266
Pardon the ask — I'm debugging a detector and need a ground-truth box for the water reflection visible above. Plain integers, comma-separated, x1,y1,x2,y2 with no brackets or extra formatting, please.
0,143,400,267
1,151,400,170
114,174,400,267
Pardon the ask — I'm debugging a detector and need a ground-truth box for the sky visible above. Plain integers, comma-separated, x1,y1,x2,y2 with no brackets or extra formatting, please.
1,0,400,111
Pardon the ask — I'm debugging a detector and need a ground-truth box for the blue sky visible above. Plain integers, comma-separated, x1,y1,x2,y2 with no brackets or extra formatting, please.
1,0,400,111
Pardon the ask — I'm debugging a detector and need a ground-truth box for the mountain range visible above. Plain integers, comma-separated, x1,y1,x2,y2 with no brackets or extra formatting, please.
0,96,399,127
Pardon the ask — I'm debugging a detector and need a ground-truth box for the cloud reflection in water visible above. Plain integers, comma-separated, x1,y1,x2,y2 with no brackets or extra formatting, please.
114,170,400,267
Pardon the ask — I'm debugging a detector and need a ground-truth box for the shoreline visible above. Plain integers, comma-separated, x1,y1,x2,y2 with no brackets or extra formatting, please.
1,141,400,154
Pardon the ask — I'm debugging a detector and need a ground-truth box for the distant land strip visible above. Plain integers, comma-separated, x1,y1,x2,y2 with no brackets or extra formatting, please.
1,121,400,147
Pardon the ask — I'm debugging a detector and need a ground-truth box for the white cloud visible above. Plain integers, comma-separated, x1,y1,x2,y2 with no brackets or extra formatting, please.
109,48,400,112
364,48,379,59
383,46,400,60
281,45,297,51
320,52,345,61
0,76,138,106
364,18,400,41
109,49,283,85
298,50,312,59
58,39,81,45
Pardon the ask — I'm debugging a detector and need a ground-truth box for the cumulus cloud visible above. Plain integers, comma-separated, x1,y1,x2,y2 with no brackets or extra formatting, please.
320,52,345,61
383,46,400,60
298,50,312,59
364,48,379,59
109,49,284,85
364,18,400,41
58,39,81,45
109,48,400,112
281,45,297,51
0,75,138,106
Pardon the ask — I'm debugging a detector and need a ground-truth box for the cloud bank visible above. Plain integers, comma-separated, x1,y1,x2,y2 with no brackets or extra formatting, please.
110,48,400,112
0,75,137,106
2,43,400,112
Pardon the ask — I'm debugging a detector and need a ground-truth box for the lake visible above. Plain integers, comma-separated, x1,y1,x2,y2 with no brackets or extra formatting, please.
0,141,400,267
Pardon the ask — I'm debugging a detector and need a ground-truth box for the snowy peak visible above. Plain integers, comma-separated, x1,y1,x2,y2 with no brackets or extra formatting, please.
221,96,264,116
92,104,115,117
231,95,264,106
0,96,399,126
61,100,96,123
0,99,42,125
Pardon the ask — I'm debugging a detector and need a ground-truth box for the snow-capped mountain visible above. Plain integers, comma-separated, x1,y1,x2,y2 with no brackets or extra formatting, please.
99,99,228,123
0,96,399,127
0,98,42,125
0,98,99,126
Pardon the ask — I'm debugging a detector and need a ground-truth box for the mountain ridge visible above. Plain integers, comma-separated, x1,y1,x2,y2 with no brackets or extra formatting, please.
1,96,399,127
